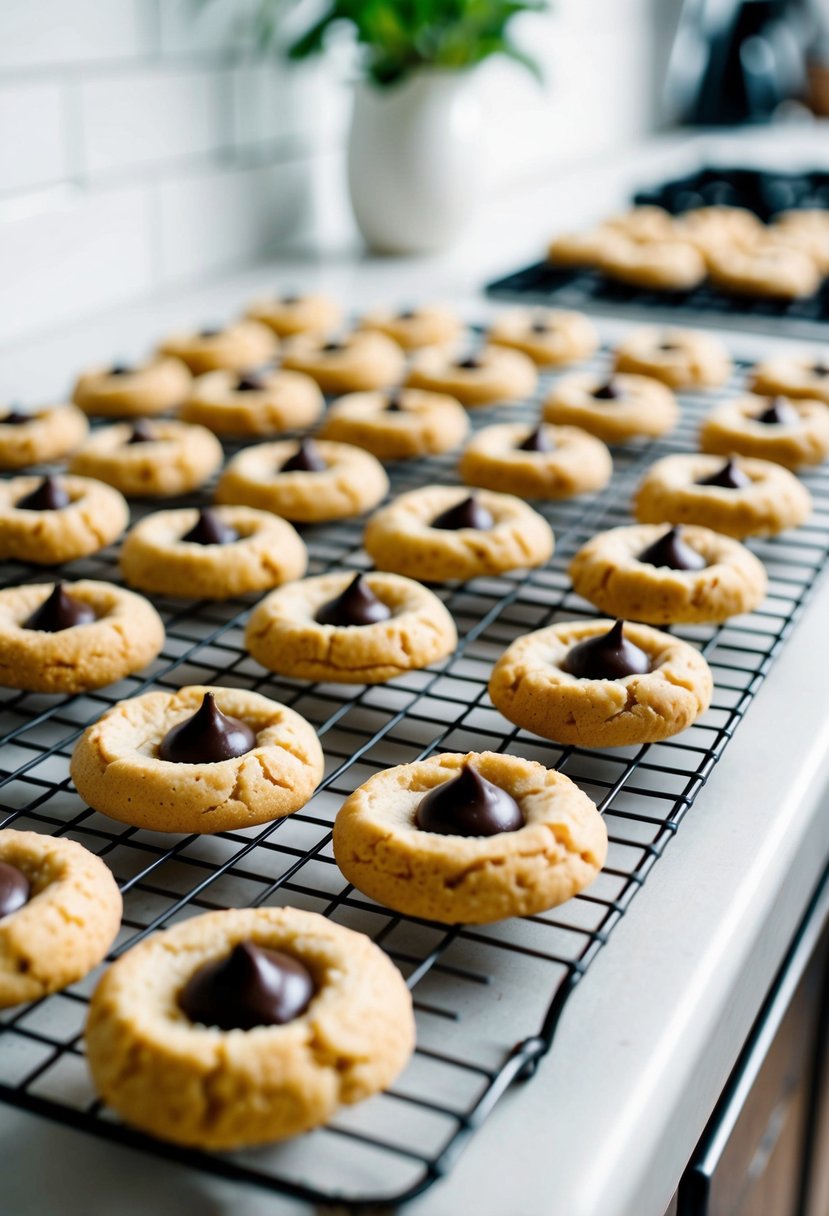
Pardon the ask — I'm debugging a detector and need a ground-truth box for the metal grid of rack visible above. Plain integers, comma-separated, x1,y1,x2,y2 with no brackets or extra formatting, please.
1,348,828,1209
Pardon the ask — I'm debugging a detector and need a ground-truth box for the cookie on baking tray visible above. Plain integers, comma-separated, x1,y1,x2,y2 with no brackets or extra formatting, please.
458,421,612,499
405,344,537,407
0,580,164,693
673,206,764,259
547,225,630,268
543,371,679,444
633,453,812,539
73,356,192,418
332,751,607,924
699,393,829,470
569,524,767,625
749,353,829,406
0,403,88,470
0,474,129,564
180,366,324,437
613,327,732,390
245,571,457,684
85,906,414,1149
363,484,554,582
316,388,469,460
159,320,278,375
120,505,307,600
487,307,598,367
280,330,405,394
70,685,324,834
0,829,121,1008
707,238,821,300
358,303,463,350
488,619,713,748
215,437,388,523
598,237,707,292
246,291,342,338
68,419,223,498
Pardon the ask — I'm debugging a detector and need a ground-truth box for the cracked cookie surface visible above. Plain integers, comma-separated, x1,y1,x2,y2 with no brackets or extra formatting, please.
70,684,324,834
488,620,713,747
69,420,223,497
85,906,414,1149
0,829,122,1008
245,571,457,683
332,751,607,924
0,475,129,564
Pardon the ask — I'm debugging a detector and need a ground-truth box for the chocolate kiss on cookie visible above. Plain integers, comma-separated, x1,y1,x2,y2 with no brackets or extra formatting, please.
0,860,30,919
23,583,96,632
455,356,482,371
158,692,256,764
561,620,650,680
593,380,621,401
530,319,549,334
813,360,828,377
385,393,406,413
415,764,524,837
235,370,269,392
517,425,554,453
199,326,223,339
16,475,70,511
315,573,392,627
756,397,799,426
637,526,706,572
125,420,156,445
109,363,132,377
181,508,239,546
178,941,315,1031
432,494,494,531
2,405,31,425
696,457,751,489
280,438,327,473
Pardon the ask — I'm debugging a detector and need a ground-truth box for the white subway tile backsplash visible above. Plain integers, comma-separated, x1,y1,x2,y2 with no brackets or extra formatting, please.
158,0,257,57
231,59,351,153
79,67,226,176
0,0,150,70
0,81,66,194
0,185,154,342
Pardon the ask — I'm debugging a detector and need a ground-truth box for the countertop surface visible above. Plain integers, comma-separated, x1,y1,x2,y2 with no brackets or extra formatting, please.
2,122,829,1216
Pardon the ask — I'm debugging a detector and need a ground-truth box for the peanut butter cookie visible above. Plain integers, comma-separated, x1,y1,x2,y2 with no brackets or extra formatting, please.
699,393,829,470
73,356,192,418
459,421,612,499
180,367,324,438
487,307,598,366
246,291,342,337
613,327,732,390
598,237,706,291
280,331,405,394
707,239,820,300
749,353,829,406
358,303,463,350
543,372,678,444
159,320,277,375
317,388,469,460
68,420,223,497
0,474,129,564
405,344,537,407
0,403,88,470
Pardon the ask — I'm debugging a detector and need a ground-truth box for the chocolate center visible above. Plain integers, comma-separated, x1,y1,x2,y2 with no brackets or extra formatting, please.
281,293,300,305
109,363,132,377
696,458,751,489
235,371,268,393
280,438,327,473
125,420,156,445
530,319,549,335
181,508,239,546
397,308,417,320
315,573,392,627
16,476,70,511
23,583,96,632
199,326,222,339
416,764,524,837
517,425,554,453
178,941,315,1031
560,619,650,680
593,380,621,401
637,526,706,571
2,405,31,425
431,494,494,531
157,692,256,764
0,861,30,920
455,356,482,371
321,341,345,354
385,393,405,413
812,360,828,377
658,341,680,353
755,397,799,426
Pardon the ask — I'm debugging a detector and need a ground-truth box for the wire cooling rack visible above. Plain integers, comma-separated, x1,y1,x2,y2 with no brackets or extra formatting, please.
1,346,829,1209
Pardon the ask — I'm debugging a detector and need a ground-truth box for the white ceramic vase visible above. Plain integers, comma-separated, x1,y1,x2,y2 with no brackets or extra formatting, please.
347,69,483,255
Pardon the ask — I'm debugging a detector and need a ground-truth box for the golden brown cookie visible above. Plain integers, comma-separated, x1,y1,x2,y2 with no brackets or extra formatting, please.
119,506,307,600
363,484,554,582
0,474,129,564
68,420,223,498
215,438,389,523
280,331,405,394
317,388,469,460
358,303,463,350
604,206,678,242
332,752,607,925
73,356,192,418
458,421,612,499
70,685,324,834
246,292,342,337
0,580,164,692
569,524,767,624
405,344,537,407
749,353,829,405
699,393,829,470
613,327,732,390
598,237,707,291
769,210,829,273
542,372,679,443
245,571,457,683
673,206,764,259
489,619,713,747
547,225,630,268
0,830,122,1008
633,453,812,538
707,238,821,300
487,307,598,366
180,367,324,438
158,320,277,375
0,403,89,471
85,906,414,1150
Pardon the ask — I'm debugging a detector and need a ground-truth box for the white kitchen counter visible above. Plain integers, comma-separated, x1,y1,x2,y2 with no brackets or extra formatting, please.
2,123,829,1216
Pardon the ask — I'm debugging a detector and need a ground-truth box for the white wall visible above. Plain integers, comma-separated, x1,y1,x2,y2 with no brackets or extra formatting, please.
0,0,680,346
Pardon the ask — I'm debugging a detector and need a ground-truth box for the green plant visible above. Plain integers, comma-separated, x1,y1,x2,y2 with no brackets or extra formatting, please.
224,0,549,88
